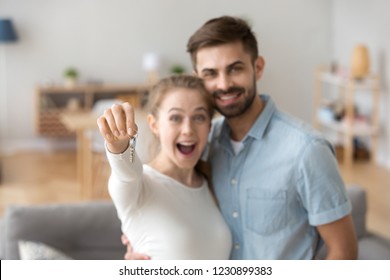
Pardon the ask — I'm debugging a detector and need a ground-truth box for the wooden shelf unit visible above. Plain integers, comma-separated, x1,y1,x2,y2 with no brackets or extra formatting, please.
314,66,381,166
35,84,149,138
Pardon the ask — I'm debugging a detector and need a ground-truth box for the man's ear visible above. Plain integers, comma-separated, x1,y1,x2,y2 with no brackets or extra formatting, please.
147,113,159,135
255,56,265,80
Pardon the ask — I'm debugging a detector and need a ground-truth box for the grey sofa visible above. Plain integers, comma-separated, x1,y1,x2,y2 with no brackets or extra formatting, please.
0,201,125,260
1,185,389,259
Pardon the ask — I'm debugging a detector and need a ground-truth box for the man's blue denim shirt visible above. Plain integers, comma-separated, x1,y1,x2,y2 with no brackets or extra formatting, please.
206,94,351,259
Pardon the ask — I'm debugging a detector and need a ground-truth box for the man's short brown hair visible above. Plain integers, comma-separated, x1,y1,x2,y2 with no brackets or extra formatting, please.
187,16,259,70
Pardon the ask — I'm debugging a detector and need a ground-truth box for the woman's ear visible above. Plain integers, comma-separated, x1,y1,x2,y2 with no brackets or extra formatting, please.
147,113,159,136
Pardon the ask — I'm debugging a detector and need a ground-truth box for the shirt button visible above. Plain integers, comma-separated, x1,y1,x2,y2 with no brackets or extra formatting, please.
231,179,237,186
234,244,240,250
232,212,239,218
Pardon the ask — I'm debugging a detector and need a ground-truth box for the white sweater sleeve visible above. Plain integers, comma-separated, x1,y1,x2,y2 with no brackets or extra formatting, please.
105,144,145,223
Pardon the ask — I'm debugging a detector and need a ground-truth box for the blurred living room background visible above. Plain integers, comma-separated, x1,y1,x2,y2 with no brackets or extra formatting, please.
0,0,389,249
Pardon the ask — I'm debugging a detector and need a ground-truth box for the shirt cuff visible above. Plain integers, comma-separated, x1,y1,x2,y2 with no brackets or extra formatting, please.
308,200,352,226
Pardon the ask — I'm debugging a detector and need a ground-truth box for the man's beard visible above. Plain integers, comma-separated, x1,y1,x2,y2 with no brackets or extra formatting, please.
212,78,257,119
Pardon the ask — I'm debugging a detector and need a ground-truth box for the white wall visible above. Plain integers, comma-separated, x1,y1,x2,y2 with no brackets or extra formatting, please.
1,0,332,152
331,0,390,168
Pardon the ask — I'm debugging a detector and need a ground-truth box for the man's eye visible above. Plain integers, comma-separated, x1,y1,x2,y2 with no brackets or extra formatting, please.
202,71,216,78
230,66,243,73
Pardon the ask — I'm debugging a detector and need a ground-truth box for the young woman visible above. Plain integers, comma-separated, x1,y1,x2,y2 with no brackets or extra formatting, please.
96,75,232,260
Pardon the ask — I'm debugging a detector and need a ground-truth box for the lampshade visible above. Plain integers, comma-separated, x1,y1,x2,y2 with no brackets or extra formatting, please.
142,52,160,71
0,19,18,42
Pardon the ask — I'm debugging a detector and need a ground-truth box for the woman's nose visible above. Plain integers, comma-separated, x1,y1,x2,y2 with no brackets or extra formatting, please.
182,118,194,135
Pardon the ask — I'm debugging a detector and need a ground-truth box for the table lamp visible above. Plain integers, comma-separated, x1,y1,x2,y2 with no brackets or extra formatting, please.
142,52,160,86
0,18,18,135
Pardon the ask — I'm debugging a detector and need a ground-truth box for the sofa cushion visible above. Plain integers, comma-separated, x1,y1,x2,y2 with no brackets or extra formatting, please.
347,185,367,238
18,240,72,260
358,234,390,260
3,201,125,260
0,217,4,259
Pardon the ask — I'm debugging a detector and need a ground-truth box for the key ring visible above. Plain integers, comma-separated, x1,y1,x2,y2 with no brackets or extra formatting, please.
128,131,137,163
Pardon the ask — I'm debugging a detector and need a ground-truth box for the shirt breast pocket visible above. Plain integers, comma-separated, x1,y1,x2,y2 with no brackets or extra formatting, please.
245,188,288,235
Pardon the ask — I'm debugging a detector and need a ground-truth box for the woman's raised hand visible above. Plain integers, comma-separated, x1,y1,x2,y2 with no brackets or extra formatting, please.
96,102,138,154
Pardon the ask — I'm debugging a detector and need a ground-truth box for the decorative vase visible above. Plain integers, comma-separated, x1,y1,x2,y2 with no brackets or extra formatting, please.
351,44,370,80
64,77,77,88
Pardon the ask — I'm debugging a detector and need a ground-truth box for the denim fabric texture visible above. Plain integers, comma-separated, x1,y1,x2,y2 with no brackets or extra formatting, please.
207,95,351,260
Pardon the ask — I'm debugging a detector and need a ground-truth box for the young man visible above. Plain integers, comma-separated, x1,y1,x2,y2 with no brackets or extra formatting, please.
125,15,358,259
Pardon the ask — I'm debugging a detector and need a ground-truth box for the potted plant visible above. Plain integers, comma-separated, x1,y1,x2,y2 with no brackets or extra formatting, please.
170,64,186,75
63,67,79,88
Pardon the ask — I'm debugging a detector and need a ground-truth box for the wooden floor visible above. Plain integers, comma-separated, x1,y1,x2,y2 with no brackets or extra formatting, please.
1,150,389,239
0,151,111,213
338,161,390,239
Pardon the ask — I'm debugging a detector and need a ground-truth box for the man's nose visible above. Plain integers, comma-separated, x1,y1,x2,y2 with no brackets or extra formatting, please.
216,73,232,91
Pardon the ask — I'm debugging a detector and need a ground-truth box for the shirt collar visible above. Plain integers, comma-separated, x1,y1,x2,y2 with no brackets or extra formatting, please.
220,94,276,143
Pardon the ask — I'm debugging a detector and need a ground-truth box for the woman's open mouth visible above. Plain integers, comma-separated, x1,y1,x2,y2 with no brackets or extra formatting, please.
177,143,196,155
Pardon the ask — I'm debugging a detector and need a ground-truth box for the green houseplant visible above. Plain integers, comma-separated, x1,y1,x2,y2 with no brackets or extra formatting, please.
63,67,79,88
170,65,186,75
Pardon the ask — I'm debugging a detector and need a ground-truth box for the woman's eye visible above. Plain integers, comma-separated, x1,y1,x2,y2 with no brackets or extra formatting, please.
170,115,182,122
194,115,207,122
